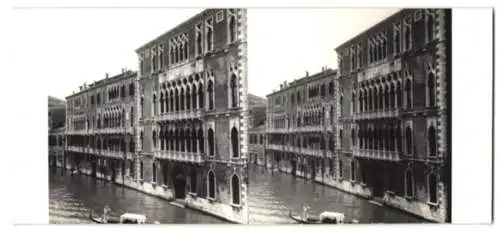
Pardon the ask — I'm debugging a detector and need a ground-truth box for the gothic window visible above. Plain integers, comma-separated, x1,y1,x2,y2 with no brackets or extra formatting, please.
129,83,134,97
186,86,191,110
230,74,238,107
183,36,188,60
394,23,401,54
152,163,157,182
405,169,414,197
426,10,435,43
231,175,240,205
180,88,185,111
351,128,356,146
339,159,343,179
404,17,412,51
208,80,214,110
428,125,437,157
205,18,213,52
160,92,165,113
170,90,175,112
228,10,237,43
208,170,216,199
231,127,239,158
428,173,438,204
140,97,144,118
153,130,157,148
196,24,203,56
192,129,197,153
198,83,204,109
405,79,413,108
405,126,413,155
208,128,214,156
351,161,356,181
153,94,157,115
357,43,362,68
427,72,436,107
175,89,180,111
192,85,197,109
140,161,144,179
140,131,144,150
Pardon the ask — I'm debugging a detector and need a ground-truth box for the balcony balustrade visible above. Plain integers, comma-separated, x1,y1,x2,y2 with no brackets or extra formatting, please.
353,108,401,120
353,148,401,161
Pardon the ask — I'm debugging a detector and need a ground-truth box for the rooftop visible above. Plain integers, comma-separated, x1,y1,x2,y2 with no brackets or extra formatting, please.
267,68,337,97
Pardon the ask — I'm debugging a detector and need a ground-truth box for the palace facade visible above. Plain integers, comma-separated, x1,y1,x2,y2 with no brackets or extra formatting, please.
334,9,450,222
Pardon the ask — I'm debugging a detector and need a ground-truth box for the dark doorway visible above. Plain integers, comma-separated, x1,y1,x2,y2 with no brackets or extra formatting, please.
291,158,297,176
311,158,316,180
174,175,186,199
91,159,97,178
111,160,117,181
372,165,384,198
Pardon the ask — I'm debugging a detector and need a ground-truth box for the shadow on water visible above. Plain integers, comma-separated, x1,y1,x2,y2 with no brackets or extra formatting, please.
247,164,426,224
49,168,226,224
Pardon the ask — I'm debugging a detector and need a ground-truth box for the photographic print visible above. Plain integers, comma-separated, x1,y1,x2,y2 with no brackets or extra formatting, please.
45,8,452,224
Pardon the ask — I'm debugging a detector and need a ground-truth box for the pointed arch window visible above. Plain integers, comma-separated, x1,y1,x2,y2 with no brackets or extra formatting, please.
140,131,144,150
231,127,239,158
180,88,185,111
428,173,438,204
192,85,197,109
230,74,238,108
208,128,215,156
403,17,412,51
198,83,204,109
153,130,157,148
195,24,203,56
205,18,214,52
405,126,413,155
405,79,413,108
208,80,214,110
351,161,356,181
231,175,240,205
153,94,157,116
427,72,436,107
140,161,144,179
186,86,191,110
160,92,165,113
428,125,437,157
152,163,157,182
208,170,216,199
198,128,204,153
394,22,401,54
405,169,414,198
228,10,237,43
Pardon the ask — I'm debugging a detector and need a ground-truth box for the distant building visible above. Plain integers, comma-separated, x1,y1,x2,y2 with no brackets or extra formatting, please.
48,96,66,130
334,9,450,222
266,68,337,180
64,70,137,179
248,93,266,128
249,125,266,166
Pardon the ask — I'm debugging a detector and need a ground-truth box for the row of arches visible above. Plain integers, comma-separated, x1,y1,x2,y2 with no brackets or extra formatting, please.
66,134,135,153
145,125,241,158
268,133,336,152
350,123,437,156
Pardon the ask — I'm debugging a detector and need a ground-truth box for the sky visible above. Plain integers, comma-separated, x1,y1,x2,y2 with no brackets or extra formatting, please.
11,8,399,100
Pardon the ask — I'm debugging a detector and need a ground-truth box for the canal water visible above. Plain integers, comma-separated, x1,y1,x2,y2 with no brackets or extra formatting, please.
247,164,425,224
49,165,425,224
49,168,225,224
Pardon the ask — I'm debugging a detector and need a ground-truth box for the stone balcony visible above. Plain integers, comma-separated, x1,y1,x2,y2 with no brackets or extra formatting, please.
154,150,205,164
353,108,401,121
155,109,205,122
353,148,402,161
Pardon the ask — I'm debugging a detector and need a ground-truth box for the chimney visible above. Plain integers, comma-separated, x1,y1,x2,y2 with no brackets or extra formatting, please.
105,73,109,79
306,71,309,77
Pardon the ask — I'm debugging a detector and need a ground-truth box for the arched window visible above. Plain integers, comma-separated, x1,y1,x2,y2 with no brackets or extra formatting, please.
405,126,412,155
428,125,437,157
129,83,135,97
384,86,390,109
231,174,240,205
404,19,412,50
180,129,185,152
198,128,204,153
208,80,214,110
427,72,436,107
405,79,412,108
152,163,157,182
179,43,184,61
198,83,204,109
339,129,343,149
230,74,238,108
390,83,395,108
351,128,356,146
186,86,191,110
206,19,213,51
170,90,175,112
140,131,144,150
349,161,355,181
196,25,202,56
175,89,179,111
231,127,239,158
396,82,402,108
160,129,165,150
428,173,438,204
160,92,164,113
140,97,144,118
208,128,215,156
192,85,197,109
183,39,188,60
405,169,414,197
140,161,144,179
192,129,197,153
180,88,185,111
153,130,157,148
426,11,435,42
396,125,402,151
229,13,237,43
208,170,215,199
186,129,191,152
153,94,157,116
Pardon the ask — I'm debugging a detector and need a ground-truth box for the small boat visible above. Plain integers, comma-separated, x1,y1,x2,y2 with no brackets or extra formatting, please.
289,210,352,224
89,211,156,224
89,211,120,224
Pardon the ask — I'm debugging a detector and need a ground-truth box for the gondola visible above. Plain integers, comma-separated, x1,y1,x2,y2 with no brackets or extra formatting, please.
89,211,120,224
